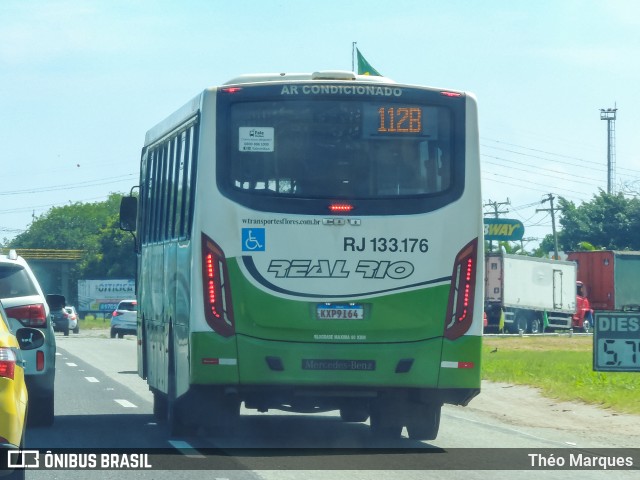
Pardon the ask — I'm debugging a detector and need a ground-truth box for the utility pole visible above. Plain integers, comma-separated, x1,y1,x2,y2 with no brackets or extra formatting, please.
600,106,617,194
483,198,510,252
537,193,561,260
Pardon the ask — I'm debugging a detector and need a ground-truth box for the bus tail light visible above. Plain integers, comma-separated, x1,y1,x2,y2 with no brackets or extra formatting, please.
444,239,478,340
5,304,47,327
0,348,16,380
441,91,462,98
201,234,235,337
329,203,354,213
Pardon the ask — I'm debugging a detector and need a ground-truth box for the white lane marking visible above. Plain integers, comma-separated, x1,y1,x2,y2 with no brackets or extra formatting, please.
66,362,78,367
114,399,137,408
85,377,99,383
168,440,206,458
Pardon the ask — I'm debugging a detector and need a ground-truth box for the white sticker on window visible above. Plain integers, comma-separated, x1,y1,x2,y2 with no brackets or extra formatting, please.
239,127,275,152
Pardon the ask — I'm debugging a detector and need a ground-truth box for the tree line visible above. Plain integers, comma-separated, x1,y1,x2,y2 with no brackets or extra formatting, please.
6,193,136,302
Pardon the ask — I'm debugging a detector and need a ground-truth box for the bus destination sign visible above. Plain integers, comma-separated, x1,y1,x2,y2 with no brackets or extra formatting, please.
593,312,640,372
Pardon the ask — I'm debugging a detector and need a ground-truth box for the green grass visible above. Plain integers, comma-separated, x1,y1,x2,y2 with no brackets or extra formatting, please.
77,314,111,330
482,336,640,415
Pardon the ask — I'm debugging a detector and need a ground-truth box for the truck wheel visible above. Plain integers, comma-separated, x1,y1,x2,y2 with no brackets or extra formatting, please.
529,317,541,334
514,315,527,333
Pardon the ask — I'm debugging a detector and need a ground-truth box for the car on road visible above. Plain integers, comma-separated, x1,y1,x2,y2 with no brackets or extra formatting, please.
110,300,137,339
65,306,79,334
0,298,46,467
50,306,68,336
50,305,80,336
0,250,57,427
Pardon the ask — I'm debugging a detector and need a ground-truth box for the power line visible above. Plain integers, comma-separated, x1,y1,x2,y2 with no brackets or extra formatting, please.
482,137,640,176
482,155,605,186
0,174,137,196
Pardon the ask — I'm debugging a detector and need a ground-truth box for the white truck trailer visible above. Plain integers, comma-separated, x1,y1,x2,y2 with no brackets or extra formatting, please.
484,253,577,333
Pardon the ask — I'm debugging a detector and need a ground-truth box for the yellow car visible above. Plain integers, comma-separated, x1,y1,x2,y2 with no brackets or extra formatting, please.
0,301,45,464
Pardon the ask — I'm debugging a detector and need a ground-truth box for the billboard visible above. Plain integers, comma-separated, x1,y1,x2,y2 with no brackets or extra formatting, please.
484,218,525,241
77,279,135,313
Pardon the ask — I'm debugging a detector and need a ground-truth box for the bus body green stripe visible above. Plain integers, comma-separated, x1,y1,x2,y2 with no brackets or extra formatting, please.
190,333,481,389
228,258,451,342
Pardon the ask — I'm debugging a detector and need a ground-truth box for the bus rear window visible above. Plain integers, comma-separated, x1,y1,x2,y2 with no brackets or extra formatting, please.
225,100,453,199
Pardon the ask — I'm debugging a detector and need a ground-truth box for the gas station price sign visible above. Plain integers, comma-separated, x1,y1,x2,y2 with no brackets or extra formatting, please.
593,312,640,372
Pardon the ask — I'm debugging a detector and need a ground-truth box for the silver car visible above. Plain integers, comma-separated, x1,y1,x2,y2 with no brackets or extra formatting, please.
110,299,137,338
0,250,57,426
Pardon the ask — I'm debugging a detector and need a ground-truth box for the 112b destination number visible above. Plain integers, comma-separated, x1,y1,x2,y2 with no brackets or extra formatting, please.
344,237,429,253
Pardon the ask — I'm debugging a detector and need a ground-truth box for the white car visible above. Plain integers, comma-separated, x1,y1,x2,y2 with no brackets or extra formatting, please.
0,250,57,426
110,299,137,338
65,306,80,334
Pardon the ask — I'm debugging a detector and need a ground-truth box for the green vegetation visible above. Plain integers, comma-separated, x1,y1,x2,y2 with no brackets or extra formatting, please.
484,191,640,256
483,336,640,415
4,193,136,304
78,314,112,330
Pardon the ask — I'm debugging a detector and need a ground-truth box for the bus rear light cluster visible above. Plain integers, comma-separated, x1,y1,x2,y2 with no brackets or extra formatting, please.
444,239,478,340
201,234,235,337
5,304,47,327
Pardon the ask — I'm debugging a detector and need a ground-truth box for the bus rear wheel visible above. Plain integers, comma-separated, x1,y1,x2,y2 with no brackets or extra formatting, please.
406,403,441,440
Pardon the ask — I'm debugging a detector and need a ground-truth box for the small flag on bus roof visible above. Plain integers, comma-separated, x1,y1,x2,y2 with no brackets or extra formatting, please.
356,48,382,76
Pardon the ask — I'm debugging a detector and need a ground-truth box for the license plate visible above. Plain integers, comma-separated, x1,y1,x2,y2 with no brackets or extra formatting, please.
316,304,364,320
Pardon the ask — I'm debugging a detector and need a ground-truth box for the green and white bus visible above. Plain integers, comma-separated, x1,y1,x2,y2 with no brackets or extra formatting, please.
120,70,483,439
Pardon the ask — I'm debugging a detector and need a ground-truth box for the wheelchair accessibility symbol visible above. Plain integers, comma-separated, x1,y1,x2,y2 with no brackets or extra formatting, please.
242,228,265,252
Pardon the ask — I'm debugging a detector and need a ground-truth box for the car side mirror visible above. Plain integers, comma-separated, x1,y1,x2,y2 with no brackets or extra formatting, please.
120,196,138,232
15,328,45,351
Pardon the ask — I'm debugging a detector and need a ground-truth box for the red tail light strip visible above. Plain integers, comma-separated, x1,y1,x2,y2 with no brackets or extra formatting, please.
444,239,478,340
201,234,235,337
329,203,354,213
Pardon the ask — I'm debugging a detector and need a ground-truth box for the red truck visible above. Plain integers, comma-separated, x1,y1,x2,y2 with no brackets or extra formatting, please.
567,251,640,317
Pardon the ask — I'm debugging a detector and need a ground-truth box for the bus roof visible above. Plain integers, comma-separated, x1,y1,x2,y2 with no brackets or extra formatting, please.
223,70,396,85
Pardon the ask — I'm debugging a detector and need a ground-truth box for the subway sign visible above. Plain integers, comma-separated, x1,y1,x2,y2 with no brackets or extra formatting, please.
483,218,525,241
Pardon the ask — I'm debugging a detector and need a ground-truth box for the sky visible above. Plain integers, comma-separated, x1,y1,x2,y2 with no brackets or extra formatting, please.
1,0,639,249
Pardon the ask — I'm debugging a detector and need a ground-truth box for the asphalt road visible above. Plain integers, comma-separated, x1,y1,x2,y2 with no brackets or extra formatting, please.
18,330,639,480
